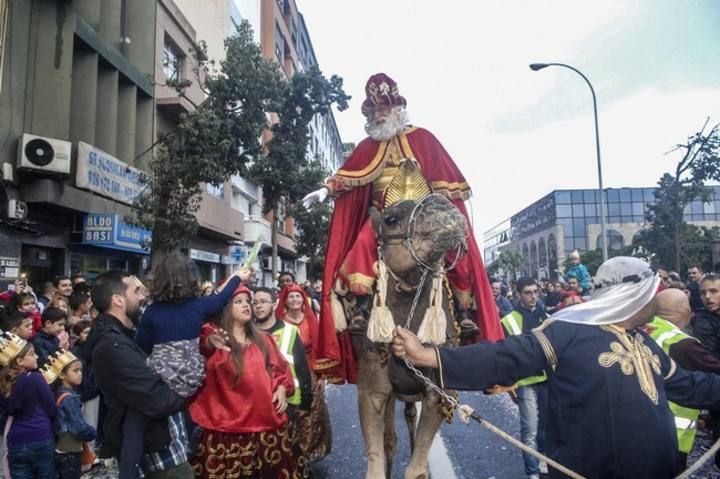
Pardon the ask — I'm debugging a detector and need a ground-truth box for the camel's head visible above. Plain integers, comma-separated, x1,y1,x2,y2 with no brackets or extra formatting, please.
371,195,468,278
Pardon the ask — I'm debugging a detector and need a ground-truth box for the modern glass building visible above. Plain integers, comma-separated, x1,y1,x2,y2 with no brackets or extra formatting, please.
484,186,720,279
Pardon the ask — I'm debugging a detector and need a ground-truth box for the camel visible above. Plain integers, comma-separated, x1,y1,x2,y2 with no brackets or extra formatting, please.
352,195,467,479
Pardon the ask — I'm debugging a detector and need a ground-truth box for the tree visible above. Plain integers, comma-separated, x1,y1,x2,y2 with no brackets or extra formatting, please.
131,21,284,261
248,65,350,279
290,200,332,280
634,224,719,273
487,249,524,280
639,119,720,271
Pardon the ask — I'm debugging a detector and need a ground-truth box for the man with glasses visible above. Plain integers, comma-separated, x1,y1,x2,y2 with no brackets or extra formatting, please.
499,277,549,479
253,287,313,416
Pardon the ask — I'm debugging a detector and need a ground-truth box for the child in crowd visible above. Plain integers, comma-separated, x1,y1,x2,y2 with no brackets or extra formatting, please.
32,307,66,367
14,292,42,335
50,296,71,349
0,311,34,340
40,349,96,479
0,333,57,478
69,319,99,470
67,292,91,346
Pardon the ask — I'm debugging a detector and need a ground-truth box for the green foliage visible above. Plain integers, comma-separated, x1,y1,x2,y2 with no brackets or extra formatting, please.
637,119,720,271
248,65,350,213
290,200,332,279
131,20,284,254
634,224,719,273
487,249,524,279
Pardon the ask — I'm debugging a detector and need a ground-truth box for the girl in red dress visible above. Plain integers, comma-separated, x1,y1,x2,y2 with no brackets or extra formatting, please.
276,285,331,464
190,285,300,478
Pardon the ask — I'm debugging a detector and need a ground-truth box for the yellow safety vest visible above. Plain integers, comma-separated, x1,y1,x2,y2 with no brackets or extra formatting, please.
271,322,302,406
500,310,547,387
647,316,700,454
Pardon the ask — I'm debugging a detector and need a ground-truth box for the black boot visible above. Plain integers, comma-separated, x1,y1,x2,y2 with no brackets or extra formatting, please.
457,308,479,338
348,294,371,336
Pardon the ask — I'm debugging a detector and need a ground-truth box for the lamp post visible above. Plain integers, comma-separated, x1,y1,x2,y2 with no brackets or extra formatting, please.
529,62,608,262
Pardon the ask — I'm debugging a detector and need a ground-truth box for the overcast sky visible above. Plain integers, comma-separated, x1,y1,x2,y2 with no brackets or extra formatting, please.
298,0,720,239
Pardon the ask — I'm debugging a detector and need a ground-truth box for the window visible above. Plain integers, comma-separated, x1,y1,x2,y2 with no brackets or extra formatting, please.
583,190,597,203
555,191,571,204
206,183,224,199
275,22,284,61
597,229,624,251
162,36,183,81
557,205,572,218
607,189,620,203
631,189,644,202
619,189,632,202
571,190,584,202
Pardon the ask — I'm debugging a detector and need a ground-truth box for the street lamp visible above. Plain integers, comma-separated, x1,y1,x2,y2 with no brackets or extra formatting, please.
529,62,608,262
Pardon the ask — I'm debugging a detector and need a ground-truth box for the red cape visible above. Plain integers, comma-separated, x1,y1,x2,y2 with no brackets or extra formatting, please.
315,127,504,384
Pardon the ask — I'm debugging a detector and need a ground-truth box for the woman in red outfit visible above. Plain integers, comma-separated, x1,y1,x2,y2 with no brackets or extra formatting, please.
190,285,301,478
276,285,331,464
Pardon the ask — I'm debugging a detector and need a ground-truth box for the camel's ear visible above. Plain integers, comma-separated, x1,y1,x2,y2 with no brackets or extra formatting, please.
369,207,382,233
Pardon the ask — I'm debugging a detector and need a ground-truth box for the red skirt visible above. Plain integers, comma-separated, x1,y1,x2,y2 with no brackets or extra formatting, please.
190,424,303,478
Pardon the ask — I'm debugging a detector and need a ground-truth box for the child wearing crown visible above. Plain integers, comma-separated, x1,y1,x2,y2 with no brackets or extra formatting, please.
0,332,57,478
40,349,96,479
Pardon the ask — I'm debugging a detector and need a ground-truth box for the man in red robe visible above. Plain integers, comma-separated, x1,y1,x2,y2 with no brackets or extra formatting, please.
303,73,503,383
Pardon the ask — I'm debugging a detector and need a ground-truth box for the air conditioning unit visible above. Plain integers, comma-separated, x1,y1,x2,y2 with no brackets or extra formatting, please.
7,200,27,220
17,133,71,175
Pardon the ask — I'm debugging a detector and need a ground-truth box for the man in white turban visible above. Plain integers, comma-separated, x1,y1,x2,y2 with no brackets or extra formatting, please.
392,257,720,478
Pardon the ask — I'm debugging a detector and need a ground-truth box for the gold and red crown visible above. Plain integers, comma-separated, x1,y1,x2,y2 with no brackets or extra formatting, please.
0,332,28,367
40,348,79,384
361,73,407,117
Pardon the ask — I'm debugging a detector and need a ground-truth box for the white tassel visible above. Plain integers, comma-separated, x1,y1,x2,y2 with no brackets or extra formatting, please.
366,260,395,343
417,274,447,345
332,280,348,332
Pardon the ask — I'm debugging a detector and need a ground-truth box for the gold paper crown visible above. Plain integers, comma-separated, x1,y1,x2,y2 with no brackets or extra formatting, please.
40,349,79,384
0,332,28,367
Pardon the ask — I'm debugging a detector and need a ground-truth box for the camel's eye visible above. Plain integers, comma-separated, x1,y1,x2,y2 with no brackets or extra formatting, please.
384,216,398,226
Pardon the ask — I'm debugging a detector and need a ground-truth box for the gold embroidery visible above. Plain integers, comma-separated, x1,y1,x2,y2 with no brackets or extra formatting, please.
598,325,662,404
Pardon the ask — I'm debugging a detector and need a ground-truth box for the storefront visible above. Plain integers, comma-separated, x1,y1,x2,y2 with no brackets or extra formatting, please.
72,213,152,280
189,248,222,283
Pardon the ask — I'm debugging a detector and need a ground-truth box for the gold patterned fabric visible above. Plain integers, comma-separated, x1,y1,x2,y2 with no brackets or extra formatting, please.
598,325,662,404
191,423,306,478
382,159,432,208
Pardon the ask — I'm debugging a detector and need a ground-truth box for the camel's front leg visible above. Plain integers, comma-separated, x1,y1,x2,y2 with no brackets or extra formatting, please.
357,352,394,479
405,391,444,479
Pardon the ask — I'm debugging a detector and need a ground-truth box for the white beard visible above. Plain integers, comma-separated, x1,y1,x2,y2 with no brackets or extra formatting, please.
365,109,409,141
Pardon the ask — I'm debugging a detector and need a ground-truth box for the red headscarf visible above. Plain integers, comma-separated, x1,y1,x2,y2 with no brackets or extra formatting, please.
275,285,319,367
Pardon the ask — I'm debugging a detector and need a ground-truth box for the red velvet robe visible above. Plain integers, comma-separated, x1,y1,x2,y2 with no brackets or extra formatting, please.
316,127,504,384
190,323,295,433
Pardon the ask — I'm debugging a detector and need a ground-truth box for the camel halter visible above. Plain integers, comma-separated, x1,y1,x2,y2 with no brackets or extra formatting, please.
377,193,465,276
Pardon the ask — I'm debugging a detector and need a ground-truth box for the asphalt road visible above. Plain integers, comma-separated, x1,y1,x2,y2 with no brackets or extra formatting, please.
83,383,720,478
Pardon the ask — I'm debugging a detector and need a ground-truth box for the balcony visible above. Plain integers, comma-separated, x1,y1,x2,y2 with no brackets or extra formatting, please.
196,192,244,240
244,215,272,246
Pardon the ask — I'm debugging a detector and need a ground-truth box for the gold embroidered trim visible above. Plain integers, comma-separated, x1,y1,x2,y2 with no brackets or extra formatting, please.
532,328,558,371
664,358,677,380
346,272,376,289
598,325,662,405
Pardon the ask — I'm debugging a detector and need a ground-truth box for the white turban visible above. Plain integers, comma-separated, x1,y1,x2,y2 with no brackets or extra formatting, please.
552,256,660,325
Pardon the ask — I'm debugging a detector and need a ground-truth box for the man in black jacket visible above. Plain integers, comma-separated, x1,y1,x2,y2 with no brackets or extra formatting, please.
86,271,191,478
693,273,720,468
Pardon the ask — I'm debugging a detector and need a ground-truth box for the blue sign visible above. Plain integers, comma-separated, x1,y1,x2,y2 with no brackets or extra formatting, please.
229,245,246,264
83,214,151,254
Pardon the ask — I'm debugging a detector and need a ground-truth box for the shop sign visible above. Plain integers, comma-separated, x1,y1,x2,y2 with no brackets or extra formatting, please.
76,142,146,205
0,257,19,279
83,214,151,254
190,249,220,263
228,244,246,264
